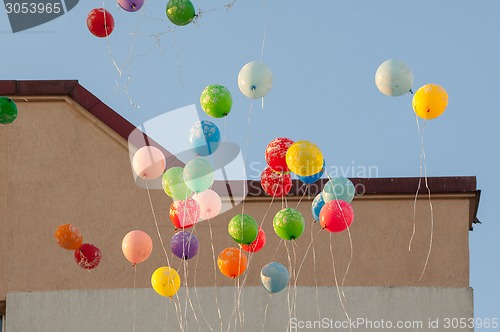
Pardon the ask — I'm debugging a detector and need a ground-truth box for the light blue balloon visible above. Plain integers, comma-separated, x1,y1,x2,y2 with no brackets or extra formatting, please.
297,159,325,184
323,177,355,203
311,192,325,221
375,59,414,97
183,157,215,193
260,262,289,293
189,120,221,156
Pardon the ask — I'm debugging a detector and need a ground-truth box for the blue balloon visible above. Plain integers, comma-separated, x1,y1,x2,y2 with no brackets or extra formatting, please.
311,192,325,221
323,177,355,203
189,120,221,156
297,160,325,184
260,262,289,293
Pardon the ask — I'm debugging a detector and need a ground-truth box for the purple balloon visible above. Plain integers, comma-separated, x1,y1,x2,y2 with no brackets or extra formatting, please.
117,0,145,12
170,231,199,260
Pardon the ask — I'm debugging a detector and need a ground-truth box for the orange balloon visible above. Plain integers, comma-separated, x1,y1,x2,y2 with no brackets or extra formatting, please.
217,247,247,279
54,224,83,250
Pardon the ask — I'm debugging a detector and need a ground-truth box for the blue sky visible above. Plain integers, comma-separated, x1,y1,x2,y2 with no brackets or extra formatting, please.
2,0,499,328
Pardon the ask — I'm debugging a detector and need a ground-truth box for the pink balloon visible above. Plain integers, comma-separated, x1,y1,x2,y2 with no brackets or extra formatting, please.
193,189,222,220
319,200,354,233
122,230,153,265
132,146,166,180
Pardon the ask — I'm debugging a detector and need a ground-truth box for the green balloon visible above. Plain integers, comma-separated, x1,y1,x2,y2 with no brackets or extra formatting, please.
183,157,215,193
166,0,195,26
273,208,305,241
162,167,193,200
228,214,258,244
0,97,18,125
200,85,232,118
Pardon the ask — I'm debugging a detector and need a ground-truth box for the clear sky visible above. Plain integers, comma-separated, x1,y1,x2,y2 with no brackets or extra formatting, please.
2,0,499,328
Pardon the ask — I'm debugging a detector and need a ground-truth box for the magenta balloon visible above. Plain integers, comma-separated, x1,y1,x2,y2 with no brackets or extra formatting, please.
170,231,199,260
122,230,153,265
117,0,145,12
193,189,222,220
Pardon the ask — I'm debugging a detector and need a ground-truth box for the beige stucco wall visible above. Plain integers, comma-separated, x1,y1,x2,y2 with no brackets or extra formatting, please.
0,98,472,302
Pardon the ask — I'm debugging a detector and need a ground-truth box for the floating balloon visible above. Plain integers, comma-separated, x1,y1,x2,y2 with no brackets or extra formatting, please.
87,8,114,38
322,177,355,203
0,97,18,124
132,146,166,180
200,84,232,118
151,266,181,298
192,189,222,220
297,159,325,184
183,157,215,193
260,262,289,293
238,61,273,99
169,198,200,229
74,243,102,270
170,231,199,260
189,120,221,156
117,0,144,12
166,0,195,26
217,247,247,279
375,59,414,96
121,230,153,265
285,140,323,177
260,166,292,197
162,167,192,200
319,200,354,233
273,208,305,240
265,137,294,173
54,224,82,250
412,84,448,120
228,214,259,244
240,226,266,253
311,192,325,221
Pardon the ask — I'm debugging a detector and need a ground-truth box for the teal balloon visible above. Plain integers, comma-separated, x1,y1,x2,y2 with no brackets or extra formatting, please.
311,192,325,221
228,214,258,244
162,167,193,200
0,97,18,124
261,262,289,293
273,208,305,241
323,177,355,203
183,157,215,193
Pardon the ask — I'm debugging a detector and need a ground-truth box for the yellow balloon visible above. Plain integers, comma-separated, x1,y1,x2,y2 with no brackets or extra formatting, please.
151,266,181,298
285,140,323,177
412,84,448,120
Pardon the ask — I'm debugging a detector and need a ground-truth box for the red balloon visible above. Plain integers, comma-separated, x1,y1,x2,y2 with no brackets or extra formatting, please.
265,138,294,172
319,200,354,233
74,243,102,270
240,226,266,253
260,166,292,197
169,198,200,230
87,8,114,38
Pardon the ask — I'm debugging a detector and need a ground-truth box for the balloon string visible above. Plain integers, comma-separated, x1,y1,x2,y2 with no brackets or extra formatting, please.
284,241,293,332
409,114,425,251
295,183,308,209
295,228,322,282
133,265,137,332
193,229,214,332
262,294,271,331
311,225,322,325
122,8,144,110
291,242,298,320
329,233,352,332
172,296,184,332
260,0,267,61
207,219,223,331
418,120,433,282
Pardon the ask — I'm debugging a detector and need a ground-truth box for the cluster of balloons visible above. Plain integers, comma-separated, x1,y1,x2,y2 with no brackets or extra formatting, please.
54,224,102,270
0,97,18,125
87,0,197,38
375,59,448,120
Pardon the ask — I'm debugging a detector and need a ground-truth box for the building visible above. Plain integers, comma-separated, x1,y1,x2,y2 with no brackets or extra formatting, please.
0,81,480,331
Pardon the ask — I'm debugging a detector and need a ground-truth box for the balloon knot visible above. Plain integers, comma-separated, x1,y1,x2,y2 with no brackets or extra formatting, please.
251,85,256,90
132,263,136,267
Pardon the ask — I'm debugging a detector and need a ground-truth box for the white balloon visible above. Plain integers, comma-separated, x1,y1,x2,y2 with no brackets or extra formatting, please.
192,189,222,220
238,61,273,99
375,59,414,97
